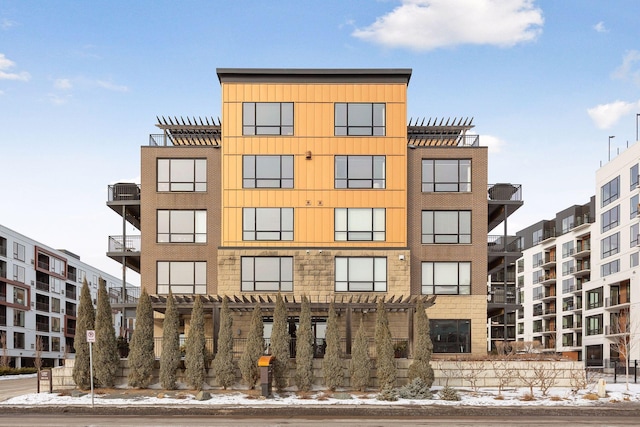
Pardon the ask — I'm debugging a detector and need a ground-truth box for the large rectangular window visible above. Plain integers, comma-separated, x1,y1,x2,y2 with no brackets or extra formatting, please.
562,241,574,258
586,314,603,335
243,208,293,241
631,164,639,190
13,309,25,327
601,176,620,207
601,232,620,259
157,210,207,243
601,259,620,277
243,102,293,136
243,155,293,188
422,262,471,295
157,158,206,192
335,156,385,189
632,195,639,219
430,319,471,353
13,242,25,262
335,208,385,241
334,103,385,136
421,159,471,192
335,257,387,292
157,261,206,294
241,257,293,292
601,205,619,232
631,223,639,247
422,211,471,244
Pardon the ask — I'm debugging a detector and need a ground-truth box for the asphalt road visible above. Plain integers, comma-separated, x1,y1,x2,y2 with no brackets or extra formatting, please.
0,376,38,401
0,415,640,427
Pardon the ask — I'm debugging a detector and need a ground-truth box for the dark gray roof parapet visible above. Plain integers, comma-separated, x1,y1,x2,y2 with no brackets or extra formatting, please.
216,68,412,84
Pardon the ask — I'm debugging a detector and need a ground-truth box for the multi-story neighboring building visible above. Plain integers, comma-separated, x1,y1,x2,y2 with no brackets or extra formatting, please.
0,224,137,368
517,140,640,366
107,68,522,358
516,199,594,360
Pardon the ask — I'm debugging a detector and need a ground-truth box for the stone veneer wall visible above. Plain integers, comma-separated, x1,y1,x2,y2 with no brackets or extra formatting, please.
216,248,411,299
53,358,584,390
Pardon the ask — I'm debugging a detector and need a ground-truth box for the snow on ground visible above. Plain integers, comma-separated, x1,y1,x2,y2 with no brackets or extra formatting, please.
1,374,639,407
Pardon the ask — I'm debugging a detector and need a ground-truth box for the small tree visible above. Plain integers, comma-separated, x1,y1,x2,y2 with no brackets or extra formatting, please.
350,317,371,392
491,356,516,397
94,278,119,388
608,310,639,391
407,298,434,387
270,293,290,391
239,302,264,389
323,299,343,391
159,290,180,390
127,289,155,388
72,278,95,390
1,332,9,368
212,296,236,389
184,295,207,391
374,299,396,391
295,295,314,392
34,336,43,372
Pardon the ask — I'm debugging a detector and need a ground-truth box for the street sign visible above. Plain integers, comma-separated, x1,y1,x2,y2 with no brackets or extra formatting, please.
86,330,96,343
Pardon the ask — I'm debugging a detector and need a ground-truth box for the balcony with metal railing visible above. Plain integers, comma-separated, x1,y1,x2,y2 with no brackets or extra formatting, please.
107,183,141,230
605,295,631,311
35,280,50,292
107,235,141,274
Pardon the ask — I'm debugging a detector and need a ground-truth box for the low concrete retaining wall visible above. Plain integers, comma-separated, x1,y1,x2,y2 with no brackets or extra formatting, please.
54,358,583,390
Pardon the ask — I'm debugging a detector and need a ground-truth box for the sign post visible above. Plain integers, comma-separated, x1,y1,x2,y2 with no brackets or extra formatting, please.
86,330,96,408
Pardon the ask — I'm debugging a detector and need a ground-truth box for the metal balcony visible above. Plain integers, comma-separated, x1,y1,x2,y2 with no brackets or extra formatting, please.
107,183,141,230
107,235,141,274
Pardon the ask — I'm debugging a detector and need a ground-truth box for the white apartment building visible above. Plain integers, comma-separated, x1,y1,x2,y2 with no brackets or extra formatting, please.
0,224,135,368
516,140,640,367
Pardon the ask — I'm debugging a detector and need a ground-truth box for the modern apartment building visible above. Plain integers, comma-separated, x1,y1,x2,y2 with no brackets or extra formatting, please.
0,224,136,368
107,68,522,358
516,140,640,366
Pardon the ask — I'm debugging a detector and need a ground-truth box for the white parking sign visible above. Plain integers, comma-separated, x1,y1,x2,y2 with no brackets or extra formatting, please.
86,330,96,343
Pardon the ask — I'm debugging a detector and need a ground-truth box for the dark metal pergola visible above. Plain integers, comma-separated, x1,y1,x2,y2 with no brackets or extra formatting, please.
147,294,436,355
155,116,222,146
407,117,476,147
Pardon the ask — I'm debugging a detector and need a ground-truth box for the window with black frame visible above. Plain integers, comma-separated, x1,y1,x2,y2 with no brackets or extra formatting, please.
243,102,293,136
335,155,385,189
334,103,385,136
243,155,293,188
430,319,471,353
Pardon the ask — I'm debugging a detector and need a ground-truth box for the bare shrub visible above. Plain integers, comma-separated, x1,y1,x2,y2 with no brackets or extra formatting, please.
434,360,459,387
490,357,516,397
569,366,588,392
454,358,486,392
534,362,560,396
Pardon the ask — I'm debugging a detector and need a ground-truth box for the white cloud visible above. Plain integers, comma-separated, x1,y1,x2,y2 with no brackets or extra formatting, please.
612,50,640,86
352,0,544,51
1,19,16,30
0,53,30,81
54,78,72,90
47,93,72,106
481,134,505,153
587,99,640,129
593,21,608,33
97,80,129,92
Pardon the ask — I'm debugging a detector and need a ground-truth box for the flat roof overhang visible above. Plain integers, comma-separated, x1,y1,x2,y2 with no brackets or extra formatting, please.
216,68,412,84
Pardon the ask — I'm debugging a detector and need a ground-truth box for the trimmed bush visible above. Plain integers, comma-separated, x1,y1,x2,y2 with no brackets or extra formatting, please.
212,296,235,389
94,278,119,388
184,295,207,391
127,289,155,388
72,278,94,390
159,290,181,390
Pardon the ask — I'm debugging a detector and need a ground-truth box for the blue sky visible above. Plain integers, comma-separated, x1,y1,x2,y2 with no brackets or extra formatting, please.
2,0,640,285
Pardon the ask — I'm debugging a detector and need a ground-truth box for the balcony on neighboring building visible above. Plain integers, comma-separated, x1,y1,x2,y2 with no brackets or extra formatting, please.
487,235,522,275
573,240,591,259
106,235,141,274
107,183,141,230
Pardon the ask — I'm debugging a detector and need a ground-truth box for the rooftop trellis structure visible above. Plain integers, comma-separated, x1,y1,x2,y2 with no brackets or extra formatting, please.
151,116,222,146
407,117,477,147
